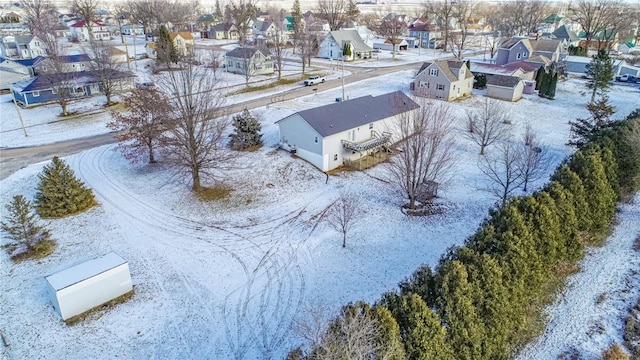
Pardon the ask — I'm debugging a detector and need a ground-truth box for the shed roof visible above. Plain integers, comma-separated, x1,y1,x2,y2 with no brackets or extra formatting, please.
226,46,270,59
46,252,127,291
486,74,522,88
283,91,419,137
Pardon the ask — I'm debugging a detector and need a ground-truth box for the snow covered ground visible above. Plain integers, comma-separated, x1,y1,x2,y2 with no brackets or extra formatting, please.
1,67,639,359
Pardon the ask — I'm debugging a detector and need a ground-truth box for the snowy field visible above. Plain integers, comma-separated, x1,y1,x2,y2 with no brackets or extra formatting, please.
1,70,639,359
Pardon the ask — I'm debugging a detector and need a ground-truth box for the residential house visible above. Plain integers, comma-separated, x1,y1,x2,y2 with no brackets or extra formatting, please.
201,22,238,40
0,56,45,90
412,60,474,101
537,13,568,34
552,25,580,47
577,29,619,51
277,91,419,172
170,32,194,57
372,38,409,51
36,54,94,73
0,22,30,35
52,24,72,39
108,47,128,63
318,30,373,61
145,42,157,59
408,22,442,49
485,74,527,102
0,11,21,23
0,35,48,59
225,47,274,76
11,69,135,107
303,12,330,33
121,24,144,36
69,20,111,41
496,37,566,71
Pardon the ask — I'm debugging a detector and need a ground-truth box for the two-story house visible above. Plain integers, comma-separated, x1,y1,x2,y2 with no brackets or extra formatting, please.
0,35,48,59
170,32,194,57
201,22,239,40
496,37,565,68
408,21,442,49
225,46,274,76
69,20,111,42
412,60,474,101
317,30,373,61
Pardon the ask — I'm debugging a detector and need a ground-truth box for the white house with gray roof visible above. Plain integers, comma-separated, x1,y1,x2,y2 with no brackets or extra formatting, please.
412,60,474,101
317,30,373,61
277,91,419,171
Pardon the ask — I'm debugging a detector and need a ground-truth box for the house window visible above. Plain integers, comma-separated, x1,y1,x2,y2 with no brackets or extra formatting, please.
419,81,429,88
314,136,318,143
32,91,40,97
429,69,438,76
369,123,373,129
517,53,522,59
437,84,444,91
334,154,338,161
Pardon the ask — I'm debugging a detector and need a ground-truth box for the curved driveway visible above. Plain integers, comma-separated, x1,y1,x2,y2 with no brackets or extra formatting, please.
0,62,419,180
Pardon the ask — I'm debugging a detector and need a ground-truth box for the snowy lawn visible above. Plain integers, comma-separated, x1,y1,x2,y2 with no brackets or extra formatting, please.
1,73,639,359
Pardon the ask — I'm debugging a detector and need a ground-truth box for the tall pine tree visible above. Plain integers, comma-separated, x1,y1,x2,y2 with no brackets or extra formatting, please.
585,49,614,103
35,156,96,218
2,195,52,250
157,25,179,67
551,165,590,232
545,181,583,260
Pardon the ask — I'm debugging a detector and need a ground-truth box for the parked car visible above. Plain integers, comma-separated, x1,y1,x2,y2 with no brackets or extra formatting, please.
304,76,325,86
615,74,639,83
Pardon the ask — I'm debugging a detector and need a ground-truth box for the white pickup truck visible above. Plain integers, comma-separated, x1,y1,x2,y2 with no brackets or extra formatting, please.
304,76,326,86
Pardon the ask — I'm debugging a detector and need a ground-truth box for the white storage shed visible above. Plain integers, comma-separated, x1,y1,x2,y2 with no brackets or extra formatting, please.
45,252,133,321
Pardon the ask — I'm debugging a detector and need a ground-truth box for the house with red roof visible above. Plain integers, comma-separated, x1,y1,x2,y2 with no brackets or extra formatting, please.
69,20,111,42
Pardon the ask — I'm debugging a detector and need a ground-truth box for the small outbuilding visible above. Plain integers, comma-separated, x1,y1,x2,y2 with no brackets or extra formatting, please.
45,252,133,321
485,74,525,102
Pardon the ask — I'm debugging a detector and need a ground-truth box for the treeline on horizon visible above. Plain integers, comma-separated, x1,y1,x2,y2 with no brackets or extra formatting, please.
287,108,640,360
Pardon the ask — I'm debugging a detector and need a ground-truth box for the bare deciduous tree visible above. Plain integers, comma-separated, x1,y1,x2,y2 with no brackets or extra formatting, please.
298,32,319,74
228,0,258,45
378,16,407,60
568,0,627,50
20,0,58,37
268,8,287,80
71,0,100,38
158,61,232,191
38,44,76,116
478,141,523,205
449,0,474,59
327,192,362,248
519,124,551,192
85,40,127,106
387,99,457,210
423,0,456,53
108,88,172,164
317,0,347,30
465,98,511,155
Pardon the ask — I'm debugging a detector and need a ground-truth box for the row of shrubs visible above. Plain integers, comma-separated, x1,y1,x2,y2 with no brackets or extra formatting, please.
288,110,640,359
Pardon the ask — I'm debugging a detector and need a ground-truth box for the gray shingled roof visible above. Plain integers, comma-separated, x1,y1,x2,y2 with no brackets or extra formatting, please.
553,25,579,42
530,38,561,52
289,91,419,137
486,74,522,88
329,30,373,53
226,46,270,59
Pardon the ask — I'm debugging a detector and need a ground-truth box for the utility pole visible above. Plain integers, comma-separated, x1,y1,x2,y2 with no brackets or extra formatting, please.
12,96,27,137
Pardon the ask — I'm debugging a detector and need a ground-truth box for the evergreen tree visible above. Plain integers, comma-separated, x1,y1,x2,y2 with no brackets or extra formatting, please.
343,42,351,57
585,49,614,103
157,25,179,67
548,73,558,98
569,95,616,148
2,195,52,250
545,181,583,260
473,73,486,89
520,193,563,270
438,260,484,360
534,65,545,91
387,293,454,360
551,165,590,232
214,0,223,21
35,156,96,218
372,306,406,360
466,253,511,359
538,68,550,97
291,0,303,52
569,148,617,234
398,265,437,307
229,108,262,150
